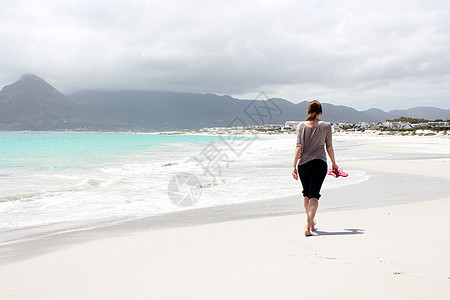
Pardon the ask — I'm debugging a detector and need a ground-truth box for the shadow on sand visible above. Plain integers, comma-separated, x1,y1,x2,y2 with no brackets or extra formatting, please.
314,228,365,236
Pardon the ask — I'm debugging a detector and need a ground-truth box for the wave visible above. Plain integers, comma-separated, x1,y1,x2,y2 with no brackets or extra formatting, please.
0,134,374,231
0,191,46,203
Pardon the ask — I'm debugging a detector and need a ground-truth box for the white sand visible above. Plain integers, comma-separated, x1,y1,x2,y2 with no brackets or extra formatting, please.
1,135,449,299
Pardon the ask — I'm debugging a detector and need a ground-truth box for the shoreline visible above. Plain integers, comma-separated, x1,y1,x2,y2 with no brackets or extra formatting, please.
1,134,450,265
1,129,449,137
1,156,449,265
0,134,449,299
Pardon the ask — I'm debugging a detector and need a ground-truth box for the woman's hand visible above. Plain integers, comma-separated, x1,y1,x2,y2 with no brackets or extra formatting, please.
292,167,298,180
326,147,339,171
332,162,339,171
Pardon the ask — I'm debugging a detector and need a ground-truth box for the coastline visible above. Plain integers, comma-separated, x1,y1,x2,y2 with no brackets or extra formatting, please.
1,134,449,257
2,127,449,137
0,133,449,299
1,162,448,265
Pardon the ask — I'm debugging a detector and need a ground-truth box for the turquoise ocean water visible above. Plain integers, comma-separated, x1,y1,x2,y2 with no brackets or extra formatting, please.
0,132,222,171
0,132,233,232
0,132,370,241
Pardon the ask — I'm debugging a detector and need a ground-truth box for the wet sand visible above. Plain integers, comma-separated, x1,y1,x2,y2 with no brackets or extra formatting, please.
1,135,449,299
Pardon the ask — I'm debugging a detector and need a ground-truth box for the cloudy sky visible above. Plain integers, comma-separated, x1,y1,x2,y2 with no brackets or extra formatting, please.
1,0,449,110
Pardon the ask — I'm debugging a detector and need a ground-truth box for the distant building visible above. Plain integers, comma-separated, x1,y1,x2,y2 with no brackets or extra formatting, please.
284,121,301,130
331,124,342,132
428,122,450,130
355,122,371,130
379,121,412,130
411,123,429,128
397,122,412,130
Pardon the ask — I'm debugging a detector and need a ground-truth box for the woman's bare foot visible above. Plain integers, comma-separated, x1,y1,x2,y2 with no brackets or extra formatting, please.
304,227,313,236
311,220,317,232
304,223,313,236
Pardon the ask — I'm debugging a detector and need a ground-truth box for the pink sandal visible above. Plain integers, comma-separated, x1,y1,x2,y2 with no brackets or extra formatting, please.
327,168,348,178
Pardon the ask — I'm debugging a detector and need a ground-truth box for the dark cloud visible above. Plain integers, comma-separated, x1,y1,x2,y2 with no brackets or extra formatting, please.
0,0,449,110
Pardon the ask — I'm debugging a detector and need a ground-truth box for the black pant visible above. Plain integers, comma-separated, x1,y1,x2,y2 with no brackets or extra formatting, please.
298,159,327,200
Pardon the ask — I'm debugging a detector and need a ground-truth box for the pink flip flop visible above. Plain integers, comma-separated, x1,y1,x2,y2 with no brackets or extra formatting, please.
327,168,348,178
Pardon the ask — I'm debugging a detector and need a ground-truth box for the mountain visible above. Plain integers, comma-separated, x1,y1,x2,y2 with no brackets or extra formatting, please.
0,74,125,130
69,90,450,128
360,108,397,123
69,90,252,130
388,107,450,120
1,74,449,131
69,92,400,129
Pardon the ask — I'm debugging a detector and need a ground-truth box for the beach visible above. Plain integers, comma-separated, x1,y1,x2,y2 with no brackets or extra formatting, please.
0,133,449,299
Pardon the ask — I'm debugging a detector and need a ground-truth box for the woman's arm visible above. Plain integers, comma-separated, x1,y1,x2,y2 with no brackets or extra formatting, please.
326,147,339,170
292,145,302,180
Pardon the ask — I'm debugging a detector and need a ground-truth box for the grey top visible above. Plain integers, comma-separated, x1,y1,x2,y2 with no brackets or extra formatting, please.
296,121,333,165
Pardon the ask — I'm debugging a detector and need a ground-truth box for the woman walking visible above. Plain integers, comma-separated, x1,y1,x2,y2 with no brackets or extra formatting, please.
292,100,339,236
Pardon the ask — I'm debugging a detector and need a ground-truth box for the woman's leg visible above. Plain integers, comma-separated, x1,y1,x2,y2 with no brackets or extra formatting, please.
303,196,315,235
303,160,327,236
307,198,319,231
304,197,317,231
299,165,313,236
303,197,310,213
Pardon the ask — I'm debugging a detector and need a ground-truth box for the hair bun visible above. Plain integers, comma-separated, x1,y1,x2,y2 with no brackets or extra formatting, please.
306,100,322,121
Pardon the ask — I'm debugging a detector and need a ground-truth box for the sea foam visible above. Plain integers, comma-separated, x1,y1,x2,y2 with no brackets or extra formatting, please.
0,133,370,232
